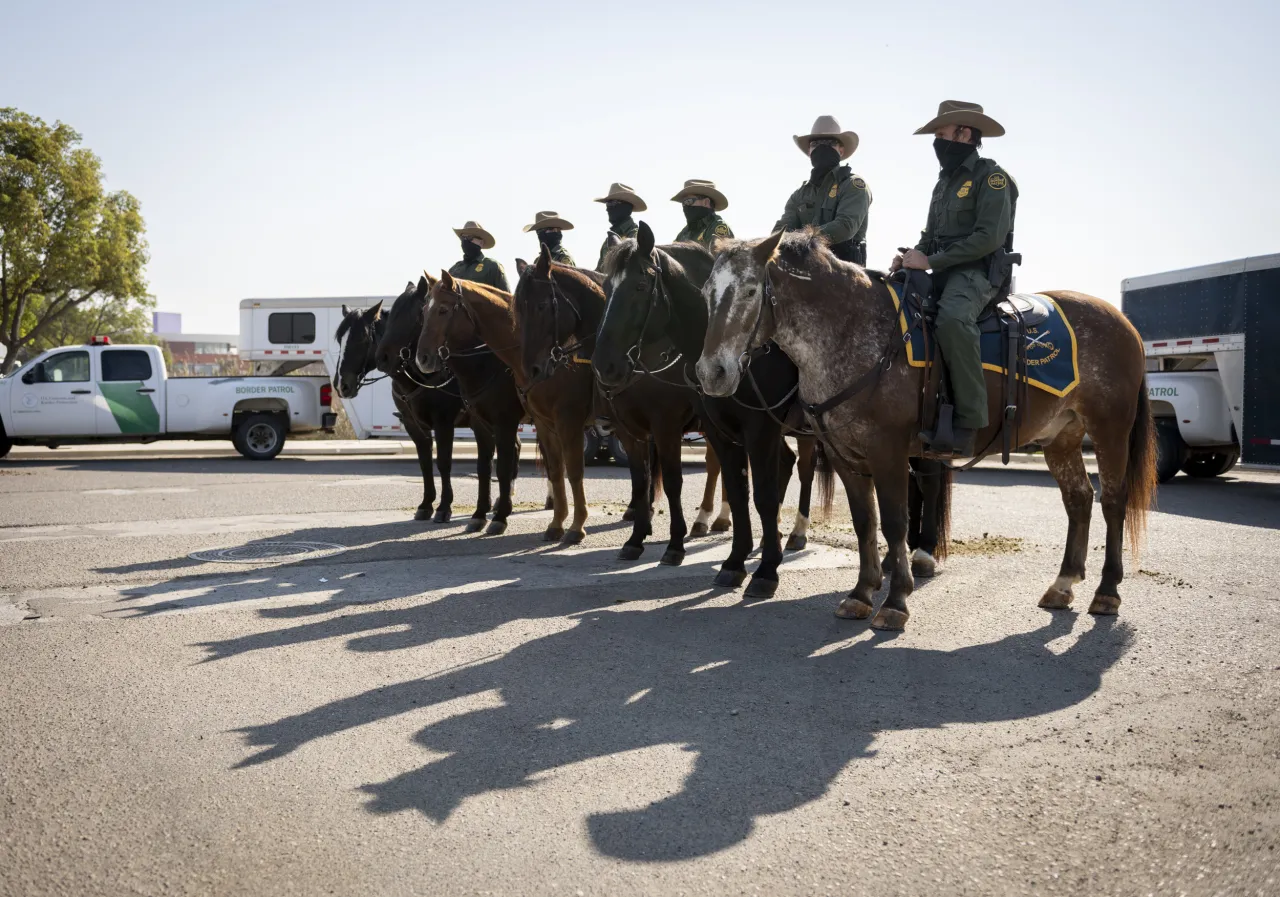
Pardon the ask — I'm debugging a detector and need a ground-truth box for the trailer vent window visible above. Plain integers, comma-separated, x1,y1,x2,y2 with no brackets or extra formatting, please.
267,313,316,345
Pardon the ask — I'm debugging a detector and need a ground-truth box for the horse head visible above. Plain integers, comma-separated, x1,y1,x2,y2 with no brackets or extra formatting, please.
333,300,384,398
416,269,476,374
594,220,673,389
696,230,784,397
375,277,428,376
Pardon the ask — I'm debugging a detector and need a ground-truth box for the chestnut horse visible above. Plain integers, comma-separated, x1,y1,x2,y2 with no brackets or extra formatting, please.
698,230,1156,631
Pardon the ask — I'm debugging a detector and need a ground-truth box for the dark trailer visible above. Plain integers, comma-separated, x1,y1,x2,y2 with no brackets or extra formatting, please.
1122,253,1280,470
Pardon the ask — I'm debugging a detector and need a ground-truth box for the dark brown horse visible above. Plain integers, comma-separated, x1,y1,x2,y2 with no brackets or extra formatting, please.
334,282,470,524
698,230,1156,630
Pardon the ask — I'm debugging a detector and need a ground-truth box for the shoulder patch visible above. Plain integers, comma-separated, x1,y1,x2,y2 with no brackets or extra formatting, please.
714,223,730,236
852,177,866,190
497,262,505,272
987,172,1008,190
828,183,839,199
474,263,485,272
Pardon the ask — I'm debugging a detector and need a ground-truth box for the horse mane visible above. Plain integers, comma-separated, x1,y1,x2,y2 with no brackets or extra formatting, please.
601,238,708,286
334,303,380,342
775,227,873,287
510,261,603,328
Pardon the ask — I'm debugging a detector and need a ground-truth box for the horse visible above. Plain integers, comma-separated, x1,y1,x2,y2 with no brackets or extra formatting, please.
334,283,469,524
512,242,726,537
595,222,827,597
416,264,593,545
697,230,1156,631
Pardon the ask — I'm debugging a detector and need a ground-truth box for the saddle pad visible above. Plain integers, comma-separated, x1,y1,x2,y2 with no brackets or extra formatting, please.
887,284,1081,397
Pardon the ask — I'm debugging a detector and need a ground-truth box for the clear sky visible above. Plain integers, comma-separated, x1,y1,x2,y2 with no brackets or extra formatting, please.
6,0,1278,335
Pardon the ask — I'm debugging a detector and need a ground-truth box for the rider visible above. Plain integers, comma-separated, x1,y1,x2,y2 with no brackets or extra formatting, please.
671,179,733,249
893,100,1017,458
593,183,645,271
522,211,576,267
774,115,871,265
449,221,509,291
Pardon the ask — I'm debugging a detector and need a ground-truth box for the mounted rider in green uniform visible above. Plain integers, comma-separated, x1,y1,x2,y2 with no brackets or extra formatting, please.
775,115,871,265
448,221,509,292
522,211,576,267
671,179,733,249
593,183,644,271
893,100,1018,458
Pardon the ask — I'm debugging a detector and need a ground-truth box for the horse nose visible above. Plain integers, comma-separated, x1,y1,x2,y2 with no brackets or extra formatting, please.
415,348,433,372
530,363,542,379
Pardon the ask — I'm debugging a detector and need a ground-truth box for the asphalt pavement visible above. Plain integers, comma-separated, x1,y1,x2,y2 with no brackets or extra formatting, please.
0,450,1277,896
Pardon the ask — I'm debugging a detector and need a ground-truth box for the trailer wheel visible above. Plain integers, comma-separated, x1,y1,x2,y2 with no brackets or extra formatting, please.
583,428,602,466
609,434,631,468
1181,448,1239,479
233,413,286,460
0,432,11,460
1154,419,1187,484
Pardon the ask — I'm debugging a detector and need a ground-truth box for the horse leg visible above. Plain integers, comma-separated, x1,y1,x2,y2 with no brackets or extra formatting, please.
834,467,883,620
467,425,494,533
1087,422,1134,615
870,453,914,631
618,436,651,561
558,418,589,546
712,439,752,588
431,408,455,524
657,426,688,566
786,436,816,551
404,417,436,522
1039,426,1092,610
692,440,722,537
911,458,942,579
744,429,785,598
484,422,517,536
540,426,569,542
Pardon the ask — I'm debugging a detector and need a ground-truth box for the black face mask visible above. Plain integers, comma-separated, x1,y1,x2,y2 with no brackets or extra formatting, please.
460,238,482,262
934,137,973,175
538,229,562,250
809,143,841,180
605,201,632,228
683,204,712,226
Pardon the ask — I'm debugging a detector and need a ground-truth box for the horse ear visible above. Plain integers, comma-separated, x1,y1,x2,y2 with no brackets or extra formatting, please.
637,220,655,256
367,300,383,317
515,258,529,277
535,242,552,276
441,269,461,295
415,275,430,296
423,269,438,288
753,230,785,267
341,303,351,317
405,280,415,293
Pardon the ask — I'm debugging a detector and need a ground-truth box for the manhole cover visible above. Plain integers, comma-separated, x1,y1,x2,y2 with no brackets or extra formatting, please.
188,541,348,564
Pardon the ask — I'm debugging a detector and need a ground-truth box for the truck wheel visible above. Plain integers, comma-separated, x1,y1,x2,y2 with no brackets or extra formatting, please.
1154,419,1186,484
609,434,631,468
583,428,602,466
233,413,286,460
0,433,11,459
1181,448,1239,479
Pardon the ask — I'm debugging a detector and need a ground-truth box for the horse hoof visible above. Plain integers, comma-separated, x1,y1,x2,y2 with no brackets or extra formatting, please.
623,508,637,522
1088,593,1121,616
414,508,432,522
543,497,555,511
870,607,909,631
714,569,747,588
659,549,685,566
618,545,644,561
785,534,807,552
464,518,485,534
432,509,451,524
744,576,778,599
835,596,875,620
710,518,731,533
911,549,937,578
543,526,564,542
690,522,709,537
1038,587,1075,610
485,520,508,536
559,530,584,547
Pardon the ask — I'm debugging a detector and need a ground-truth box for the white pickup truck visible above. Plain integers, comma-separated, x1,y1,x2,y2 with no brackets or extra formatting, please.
0,339,336,460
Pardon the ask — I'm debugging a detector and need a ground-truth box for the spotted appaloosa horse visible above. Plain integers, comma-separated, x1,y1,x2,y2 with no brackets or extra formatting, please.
697,230,1156,631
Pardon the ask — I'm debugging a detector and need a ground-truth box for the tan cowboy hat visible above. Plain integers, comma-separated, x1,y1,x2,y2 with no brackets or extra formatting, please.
669,179,729,212
913,100,1005,137
593,182,648,212
452,220,496,250
521,210,575,232
793,115,859,159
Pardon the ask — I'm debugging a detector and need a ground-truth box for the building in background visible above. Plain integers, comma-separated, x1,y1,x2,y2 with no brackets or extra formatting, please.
152,312,243,376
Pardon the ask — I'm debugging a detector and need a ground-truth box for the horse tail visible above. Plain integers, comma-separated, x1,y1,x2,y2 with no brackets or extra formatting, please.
1125,375,1158,553
814,441,836,522
935,465,954,561
649,438,665,503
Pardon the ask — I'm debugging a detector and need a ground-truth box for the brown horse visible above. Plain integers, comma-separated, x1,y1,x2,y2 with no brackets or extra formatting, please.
415,266,594,545
697,230,1156,630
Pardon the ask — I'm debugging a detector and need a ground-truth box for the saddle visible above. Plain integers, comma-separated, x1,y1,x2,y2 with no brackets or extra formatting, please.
896,269,1032,464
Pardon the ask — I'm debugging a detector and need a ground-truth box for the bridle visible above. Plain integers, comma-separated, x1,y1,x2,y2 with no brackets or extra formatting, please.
336,313,390,396
595,255,685,399
519,271,595,397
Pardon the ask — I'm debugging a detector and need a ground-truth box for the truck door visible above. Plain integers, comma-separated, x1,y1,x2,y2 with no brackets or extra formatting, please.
96,348,163,435
9,350,97,436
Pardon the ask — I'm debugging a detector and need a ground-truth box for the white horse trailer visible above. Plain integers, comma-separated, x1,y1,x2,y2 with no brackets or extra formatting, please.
239,296,407,439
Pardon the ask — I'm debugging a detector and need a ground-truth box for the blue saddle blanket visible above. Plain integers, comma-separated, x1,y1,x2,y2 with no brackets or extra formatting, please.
886,285,1080,398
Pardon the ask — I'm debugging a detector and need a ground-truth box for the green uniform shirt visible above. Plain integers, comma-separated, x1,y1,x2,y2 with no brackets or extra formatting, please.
674,213,733,250
914,149,1016,272
596,217,638,270
546,243,576,267
774,165,871,245
448,255,509,292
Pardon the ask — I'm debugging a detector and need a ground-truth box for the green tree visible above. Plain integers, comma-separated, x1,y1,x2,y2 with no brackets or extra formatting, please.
0,108,150,373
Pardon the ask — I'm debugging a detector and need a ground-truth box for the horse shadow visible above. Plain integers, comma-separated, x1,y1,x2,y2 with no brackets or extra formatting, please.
230,584,1131,862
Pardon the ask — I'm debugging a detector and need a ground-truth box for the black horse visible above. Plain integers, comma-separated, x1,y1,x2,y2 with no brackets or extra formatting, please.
332,281,471,525
594,224,826,597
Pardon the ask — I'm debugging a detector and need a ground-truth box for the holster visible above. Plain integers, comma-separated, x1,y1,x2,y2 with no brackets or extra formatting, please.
985,233,1022,303
830,239,867,266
